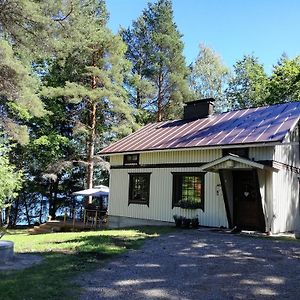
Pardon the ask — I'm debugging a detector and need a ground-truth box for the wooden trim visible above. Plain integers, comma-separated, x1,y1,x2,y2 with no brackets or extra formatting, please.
123,153,140,166
171,172,205,211
128,173,151,207
112,162,206,169
258,160,300,174
219,170,232,228
253,169,266,232
202,155,266,171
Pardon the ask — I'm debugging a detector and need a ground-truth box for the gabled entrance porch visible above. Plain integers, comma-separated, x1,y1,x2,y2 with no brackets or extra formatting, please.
202,154,277,232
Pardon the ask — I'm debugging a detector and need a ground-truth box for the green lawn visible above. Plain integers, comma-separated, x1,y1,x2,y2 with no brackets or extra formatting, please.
0,226,175,300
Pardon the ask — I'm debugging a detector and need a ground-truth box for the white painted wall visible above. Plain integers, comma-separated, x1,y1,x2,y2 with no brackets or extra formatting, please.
108,147,275,228
109,166,228,227
271,125,300,233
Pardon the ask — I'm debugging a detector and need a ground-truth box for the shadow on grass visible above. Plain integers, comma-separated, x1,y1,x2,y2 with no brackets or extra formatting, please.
0,227,176,300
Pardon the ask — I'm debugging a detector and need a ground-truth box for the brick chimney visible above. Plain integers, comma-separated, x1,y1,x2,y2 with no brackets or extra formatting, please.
183,98,215,120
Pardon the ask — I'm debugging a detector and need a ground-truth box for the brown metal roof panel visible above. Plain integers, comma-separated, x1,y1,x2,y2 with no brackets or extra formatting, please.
220,104,286,144
100,101,300,154
141,120,192,150
196,110,253,146
242,108,280,143
204,108,259,146
156,118,210,149
253,102,300,142
103,123,157,153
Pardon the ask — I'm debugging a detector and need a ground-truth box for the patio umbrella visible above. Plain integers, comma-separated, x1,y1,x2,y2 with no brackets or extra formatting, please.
72,185,109,197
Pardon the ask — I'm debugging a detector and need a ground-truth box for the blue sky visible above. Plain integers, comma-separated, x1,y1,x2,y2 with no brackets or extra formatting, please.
106,0,300,74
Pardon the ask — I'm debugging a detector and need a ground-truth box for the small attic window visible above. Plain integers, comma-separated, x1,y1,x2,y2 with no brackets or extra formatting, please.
222,148,249,158
123,154,139,165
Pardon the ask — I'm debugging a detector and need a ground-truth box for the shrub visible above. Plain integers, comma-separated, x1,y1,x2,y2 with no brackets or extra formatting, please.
178,199,201,209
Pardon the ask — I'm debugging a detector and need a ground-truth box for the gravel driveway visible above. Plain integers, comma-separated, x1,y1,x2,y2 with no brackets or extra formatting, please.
79,229,300,300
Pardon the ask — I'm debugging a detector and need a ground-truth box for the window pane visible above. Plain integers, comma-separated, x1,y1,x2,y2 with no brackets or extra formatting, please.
129,173,150,205
124,154,139,165
181,176,201,202
172,173,204,211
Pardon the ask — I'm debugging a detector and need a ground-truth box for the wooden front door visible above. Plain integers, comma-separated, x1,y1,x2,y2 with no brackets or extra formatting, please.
233,170,265,231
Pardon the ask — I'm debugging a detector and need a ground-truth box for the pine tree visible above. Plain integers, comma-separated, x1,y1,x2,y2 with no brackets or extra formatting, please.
122,0,191,122
0,0,49,144
0,40,47,144
42,0,134,190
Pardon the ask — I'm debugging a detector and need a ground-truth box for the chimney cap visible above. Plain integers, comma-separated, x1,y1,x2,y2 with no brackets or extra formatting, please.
184,98,215,106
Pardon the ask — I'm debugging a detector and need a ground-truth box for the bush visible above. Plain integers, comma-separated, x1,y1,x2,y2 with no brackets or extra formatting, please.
173,215,199,229
178,199,201,209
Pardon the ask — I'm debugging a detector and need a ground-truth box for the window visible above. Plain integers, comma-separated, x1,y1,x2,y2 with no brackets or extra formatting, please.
172,173,205,210
124,154,139,165
128,173,151,206
222,148,249,158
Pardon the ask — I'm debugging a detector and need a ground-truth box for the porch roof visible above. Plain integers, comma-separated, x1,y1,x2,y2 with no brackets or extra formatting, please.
201,154,279,172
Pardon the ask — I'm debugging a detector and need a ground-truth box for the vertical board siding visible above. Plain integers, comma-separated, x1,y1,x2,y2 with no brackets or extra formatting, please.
110,155,123,166
249,147,274,161
265,171,274,232
140,149,222,164
272,125,299,233
109,167,228,227
274,144,299,168
272,169,299,233
257,170,271,231
109,147,274,167
274,126,299,167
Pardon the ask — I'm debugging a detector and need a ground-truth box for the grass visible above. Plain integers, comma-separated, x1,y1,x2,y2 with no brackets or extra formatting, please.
0,226,175,300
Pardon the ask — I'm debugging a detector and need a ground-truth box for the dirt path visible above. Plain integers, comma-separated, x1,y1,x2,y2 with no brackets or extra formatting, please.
79,229,300,300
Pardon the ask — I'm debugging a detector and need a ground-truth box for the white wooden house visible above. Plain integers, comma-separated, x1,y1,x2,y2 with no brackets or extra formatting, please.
100,99,300,233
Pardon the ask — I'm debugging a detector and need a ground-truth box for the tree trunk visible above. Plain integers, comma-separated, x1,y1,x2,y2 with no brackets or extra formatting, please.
6,207,11,227
39,197,43,224
24,197,31,226
48,182,55,220
157,72,163,122
86,103,96,190
12,196,20,227
86,54,98,200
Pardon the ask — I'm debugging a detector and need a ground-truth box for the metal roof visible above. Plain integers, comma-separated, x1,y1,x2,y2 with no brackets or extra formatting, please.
100,102,300,155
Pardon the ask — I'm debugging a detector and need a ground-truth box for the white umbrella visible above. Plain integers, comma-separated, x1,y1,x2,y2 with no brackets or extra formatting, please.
72,186,109,197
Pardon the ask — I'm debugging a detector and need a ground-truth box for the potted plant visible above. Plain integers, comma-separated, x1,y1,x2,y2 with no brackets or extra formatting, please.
191,217,199,228
182,217,191,228
178,199,201,209
173,215,183,227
